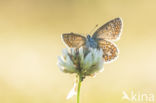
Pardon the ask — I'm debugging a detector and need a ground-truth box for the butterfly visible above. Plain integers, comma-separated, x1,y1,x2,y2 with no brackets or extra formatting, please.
61,18,123,63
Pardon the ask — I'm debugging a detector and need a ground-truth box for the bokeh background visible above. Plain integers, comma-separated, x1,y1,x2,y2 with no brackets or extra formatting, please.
0,0,156,103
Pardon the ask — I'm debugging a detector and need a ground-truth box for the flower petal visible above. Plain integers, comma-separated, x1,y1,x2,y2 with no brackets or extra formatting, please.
83,52,93,69
66,82,77,99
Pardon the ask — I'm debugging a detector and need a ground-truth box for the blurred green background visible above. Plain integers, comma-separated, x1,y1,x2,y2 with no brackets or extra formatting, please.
0,0,156,103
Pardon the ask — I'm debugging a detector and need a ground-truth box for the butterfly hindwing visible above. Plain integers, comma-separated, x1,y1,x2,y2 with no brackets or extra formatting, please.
92,18,122,41
97,39,119,63
62,33,86,48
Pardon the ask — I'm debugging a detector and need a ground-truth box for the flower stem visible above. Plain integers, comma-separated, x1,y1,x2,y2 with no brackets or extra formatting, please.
77,74,82,103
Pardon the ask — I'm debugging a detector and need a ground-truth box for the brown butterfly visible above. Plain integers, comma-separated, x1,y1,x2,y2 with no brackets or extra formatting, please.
61,18,123,63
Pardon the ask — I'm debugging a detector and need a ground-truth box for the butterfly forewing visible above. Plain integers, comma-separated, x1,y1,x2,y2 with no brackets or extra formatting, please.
62,33,86,48
97,39,119,62
92,18,122,41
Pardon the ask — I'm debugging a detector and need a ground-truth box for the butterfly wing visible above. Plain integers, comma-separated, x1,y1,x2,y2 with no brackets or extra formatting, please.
92,18,123,41
97,39,119,63
62,33,86,48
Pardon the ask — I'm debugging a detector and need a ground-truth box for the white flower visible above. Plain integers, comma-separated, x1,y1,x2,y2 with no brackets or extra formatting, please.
57,47,104,99
57,47,104,77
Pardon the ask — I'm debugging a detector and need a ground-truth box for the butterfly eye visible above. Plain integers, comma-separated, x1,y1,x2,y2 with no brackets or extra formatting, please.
87,35,89,38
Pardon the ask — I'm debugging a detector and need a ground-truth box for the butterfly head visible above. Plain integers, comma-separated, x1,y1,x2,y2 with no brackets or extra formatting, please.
87,35,91,39
86,34,97,48
87,34,94,42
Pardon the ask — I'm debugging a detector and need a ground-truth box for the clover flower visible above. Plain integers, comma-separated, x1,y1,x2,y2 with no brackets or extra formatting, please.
57,47,104,102
57,47,104,78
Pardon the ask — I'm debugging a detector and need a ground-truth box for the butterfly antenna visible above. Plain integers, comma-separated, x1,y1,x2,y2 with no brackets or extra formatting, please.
89,24,98,34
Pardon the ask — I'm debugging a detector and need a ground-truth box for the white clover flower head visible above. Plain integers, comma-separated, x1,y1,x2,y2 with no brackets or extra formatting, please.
57,47,104,79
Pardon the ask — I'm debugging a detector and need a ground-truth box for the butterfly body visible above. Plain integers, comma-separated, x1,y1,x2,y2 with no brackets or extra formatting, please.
62,18,123,63
86,35,98,48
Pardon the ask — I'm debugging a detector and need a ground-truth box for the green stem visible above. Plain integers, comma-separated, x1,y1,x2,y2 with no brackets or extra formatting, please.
77,75,82,103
